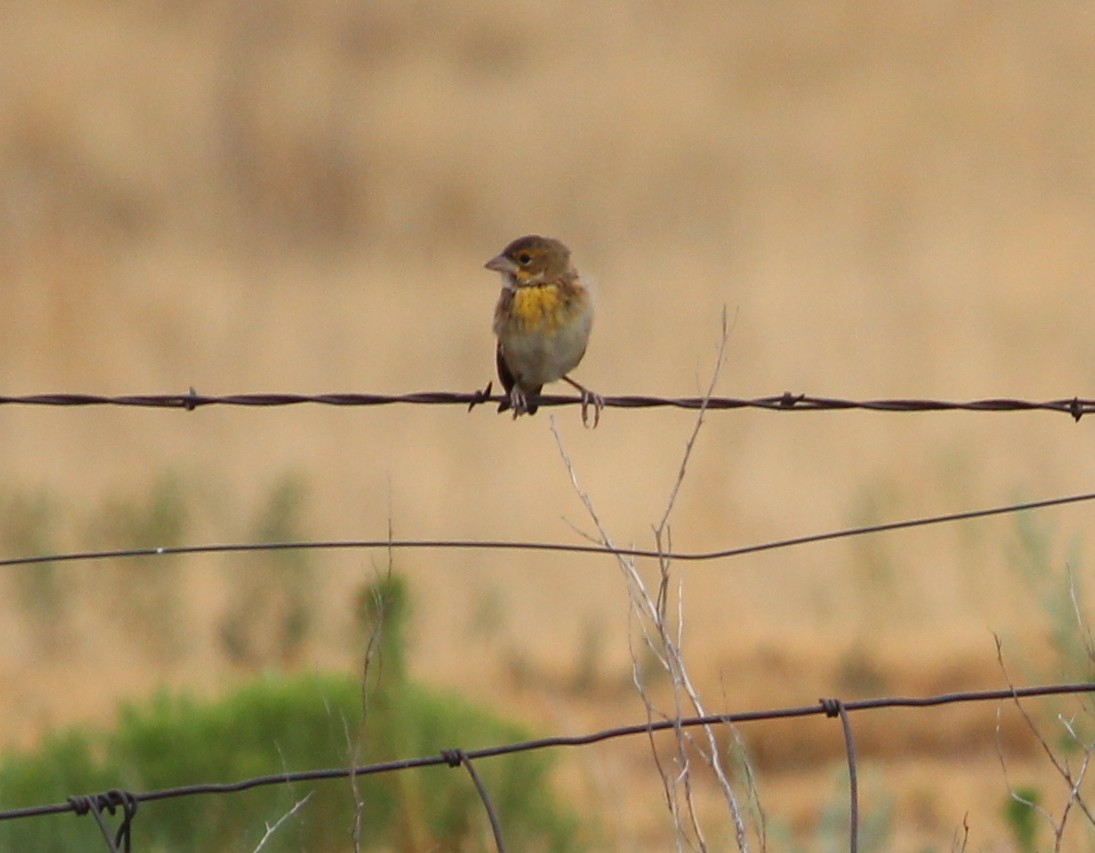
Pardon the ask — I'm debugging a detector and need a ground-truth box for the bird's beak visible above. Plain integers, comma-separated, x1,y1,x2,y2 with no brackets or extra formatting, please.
485,254,518,274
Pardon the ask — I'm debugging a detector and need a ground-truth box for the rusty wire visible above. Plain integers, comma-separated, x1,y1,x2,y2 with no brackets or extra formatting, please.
0,389,1093,419
3,682,1094,852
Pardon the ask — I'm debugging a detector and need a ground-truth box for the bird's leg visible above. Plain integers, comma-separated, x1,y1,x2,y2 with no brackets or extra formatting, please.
562,375,604,428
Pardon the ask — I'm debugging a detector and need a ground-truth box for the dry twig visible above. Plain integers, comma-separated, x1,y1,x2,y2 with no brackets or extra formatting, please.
551,311,757,852
251,792,313,853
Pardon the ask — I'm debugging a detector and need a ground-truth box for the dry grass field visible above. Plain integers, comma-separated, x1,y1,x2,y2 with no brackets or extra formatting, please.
4,2,1095,849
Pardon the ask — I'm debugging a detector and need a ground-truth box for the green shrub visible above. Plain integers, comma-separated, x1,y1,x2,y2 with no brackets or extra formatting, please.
0,671,584,852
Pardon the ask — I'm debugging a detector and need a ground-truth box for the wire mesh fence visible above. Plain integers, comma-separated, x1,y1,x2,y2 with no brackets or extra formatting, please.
1,682,1093,853
2,387,1094,851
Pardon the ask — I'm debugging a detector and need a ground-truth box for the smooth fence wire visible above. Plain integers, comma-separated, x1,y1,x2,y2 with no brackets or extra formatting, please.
2,489,1093,568
0,390,1093,419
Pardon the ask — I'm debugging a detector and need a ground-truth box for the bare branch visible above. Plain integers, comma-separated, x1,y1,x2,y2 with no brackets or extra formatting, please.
251,792,314,853
551,315,752,851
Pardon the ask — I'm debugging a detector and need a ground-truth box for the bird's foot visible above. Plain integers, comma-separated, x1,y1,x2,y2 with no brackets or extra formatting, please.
563,376,604,428
508,386,530,419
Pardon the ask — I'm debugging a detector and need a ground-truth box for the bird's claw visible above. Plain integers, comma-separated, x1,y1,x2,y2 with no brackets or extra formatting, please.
509,387,529,419
579,389,604,428
561,375,603,427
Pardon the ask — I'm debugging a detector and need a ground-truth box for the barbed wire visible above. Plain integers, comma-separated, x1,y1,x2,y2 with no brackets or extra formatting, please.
2,681,1093,853
2,489,1092,569
0,389,1092,419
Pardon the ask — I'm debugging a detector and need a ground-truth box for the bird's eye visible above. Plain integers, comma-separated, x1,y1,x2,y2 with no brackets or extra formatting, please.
517,253,532,265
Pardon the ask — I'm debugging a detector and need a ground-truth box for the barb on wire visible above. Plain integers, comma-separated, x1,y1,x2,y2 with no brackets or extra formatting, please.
3,682,1094,827
2,490,1093,569
0,390,1092,419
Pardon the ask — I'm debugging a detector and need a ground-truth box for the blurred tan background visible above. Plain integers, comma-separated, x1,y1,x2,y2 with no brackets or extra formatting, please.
3,2,1095,849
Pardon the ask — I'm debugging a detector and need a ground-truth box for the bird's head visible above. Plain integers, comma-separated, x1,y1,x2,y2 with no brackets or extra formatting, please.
485,235,572,287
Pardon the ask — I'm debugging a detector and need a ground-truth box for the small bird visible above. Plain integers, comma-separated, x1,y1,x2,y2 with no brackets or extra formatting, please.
485,235,602,425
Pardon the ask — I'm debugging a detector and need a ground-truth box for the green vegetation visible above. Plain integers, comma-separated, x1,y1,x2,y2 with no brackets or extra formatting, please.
0,665,582,851
1002,786,1040,853
0,571,585,851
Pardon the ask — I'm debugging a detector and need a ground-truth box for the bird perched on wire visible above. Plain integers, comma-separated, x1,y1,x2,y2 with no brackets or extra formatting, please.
485,235,602,426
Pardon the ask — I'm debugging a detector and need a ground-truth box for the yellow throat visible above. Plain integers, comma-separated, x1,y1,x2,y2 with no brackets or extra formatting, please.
512,284,565,331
